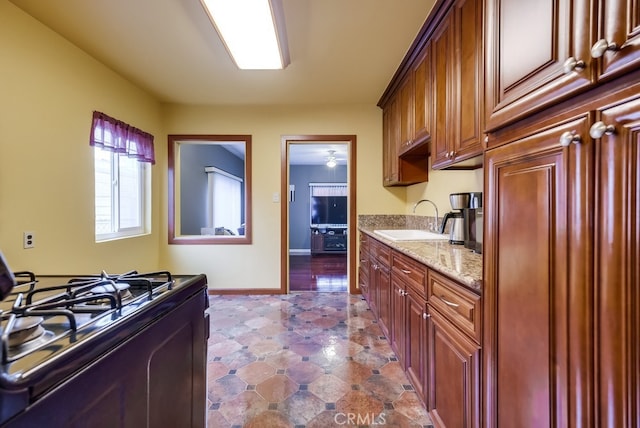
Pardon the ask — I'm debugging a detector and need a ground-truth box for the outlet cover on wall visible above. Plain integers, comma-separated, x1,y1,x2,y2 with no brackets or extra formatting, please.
23,231,35,249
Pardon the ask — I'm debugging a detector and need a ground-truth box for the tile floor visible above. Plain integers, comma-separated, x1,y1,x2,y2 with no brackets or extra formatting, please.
206,292,434,427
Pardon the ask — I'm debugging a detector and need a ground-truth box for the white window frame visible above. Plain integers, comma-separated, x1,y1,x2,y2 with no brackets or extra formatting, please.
94,147,149,241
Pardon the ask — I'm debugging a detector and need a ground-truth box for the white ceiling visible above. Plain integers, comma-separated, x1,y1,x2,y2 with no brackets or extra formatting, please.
9,0,436,163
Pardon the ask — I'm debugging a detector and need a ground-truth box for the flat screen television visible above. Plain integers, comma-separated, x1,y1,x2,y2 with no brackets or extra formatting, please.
310,196,347,227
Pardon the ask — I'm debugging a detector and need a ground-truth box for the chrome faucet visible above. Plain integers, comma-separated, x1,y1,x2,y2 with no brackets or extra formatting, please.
412,199,440,232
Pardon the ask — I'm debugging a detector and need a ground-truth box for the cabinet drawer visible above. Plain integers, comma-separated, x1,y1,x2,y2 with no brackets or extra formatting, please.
370,238,391,268
428,270,481,343
392,252,427,299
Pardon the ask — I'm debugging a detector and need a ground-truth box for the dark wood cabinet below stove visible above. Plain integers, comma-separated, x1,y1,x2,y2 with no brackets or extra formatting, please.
4,288,208,428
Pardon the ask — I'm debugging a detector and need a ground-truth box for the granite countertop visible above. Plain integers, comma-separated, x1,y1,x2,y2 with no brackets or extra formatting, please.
359,215,483,292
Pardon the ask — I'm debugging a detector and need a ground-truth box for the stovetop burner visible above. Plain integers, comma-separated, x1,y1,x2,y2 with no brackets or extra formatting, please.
7,316,45,348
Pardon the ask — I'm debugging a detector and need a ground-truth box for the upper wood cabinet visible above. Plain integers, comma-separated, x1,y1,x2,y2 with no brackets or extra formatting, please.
485,0,640,132
411,43,433,152
431,0,485,169
382,97,400,185
597,0,640,80
381,49,431,187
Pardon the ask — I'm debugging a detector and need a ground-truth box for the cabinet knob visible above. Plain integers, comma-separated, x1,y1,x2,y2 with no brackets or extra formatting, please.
423,312,430,319
484,135,489,144
591,39,618,58
563,56,586,74
589,121,616,139
559,130,581,147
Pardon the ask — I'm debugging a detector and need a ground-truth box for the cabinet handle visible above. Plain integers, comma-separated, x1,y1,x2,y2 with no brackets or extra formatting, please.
423,312,430,319
401,269,411,275
589,121,616,139
591,39,619,58
440,296,459,308
559,130,581,147
562,56,586,74
449,151,455,158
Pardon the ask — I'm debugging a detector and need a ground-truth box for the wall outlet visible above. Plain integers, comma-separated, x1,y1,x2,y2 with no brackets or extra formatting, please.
23,231,35,249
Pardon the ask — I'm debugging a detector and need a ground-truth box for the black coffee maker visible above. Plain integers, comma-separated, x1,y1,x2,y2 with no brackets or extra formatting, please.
463,192,483,253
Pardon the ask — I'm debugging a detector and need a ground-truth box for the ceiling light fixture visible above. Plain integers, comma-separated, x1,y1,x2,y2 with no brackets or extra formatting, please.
200,0,290,70
326,150,337,168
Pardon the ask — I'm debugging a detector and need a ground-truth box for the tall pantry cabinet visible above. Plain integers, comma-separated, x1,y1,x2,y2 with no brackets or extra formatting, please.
483,0,640,424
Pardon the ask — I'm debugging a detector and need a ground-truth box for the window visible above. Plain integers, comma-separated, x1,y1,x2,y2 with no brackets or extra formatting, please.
94,149,146,239
90,111,154,241
204,167,243,235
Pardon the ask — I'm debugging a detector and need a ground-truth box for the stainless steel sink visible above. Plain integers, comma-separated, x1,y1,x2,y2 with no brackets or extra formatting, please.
373,229,449,241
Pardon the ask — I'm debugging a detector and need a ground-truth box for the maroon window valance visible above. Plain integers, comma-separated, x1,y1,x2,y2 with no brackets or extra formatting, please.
90,111,155,164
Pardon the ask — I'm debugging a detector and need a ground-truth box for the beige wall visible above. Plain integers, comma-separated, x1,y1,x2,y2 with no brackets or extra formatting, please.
406,163,484,216
160,104,406,289
1,0,481,289
0,1,163,273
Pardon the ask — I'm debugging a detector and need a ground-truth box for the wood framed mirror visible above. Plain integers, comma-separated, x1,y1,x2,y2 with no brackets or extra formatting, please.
168,134,252,244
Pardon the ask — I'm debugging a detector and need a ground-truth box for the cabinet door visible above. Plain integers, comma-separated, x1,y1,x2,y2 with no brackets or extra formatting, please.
451,0,484,162
405,291,428,406
483,114,595,428
368,250,379,319
594,97,640,427
390,280,406,367
431,12,455,168
383,97,400,186
484,0,593,131
428,306,480,428
376,263,392,339
412,42,432,147
358,237,370,303
399,75,414,151
597,0,640,81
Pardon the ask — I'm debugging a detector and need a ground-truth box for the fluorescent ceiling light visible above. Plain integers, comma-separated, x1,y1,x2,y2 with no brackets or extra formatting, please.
200,0,290,70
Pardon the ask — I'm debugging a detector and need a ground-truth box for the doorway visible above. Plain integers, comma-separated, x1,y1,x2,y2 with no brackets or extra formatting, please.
280,135,357,294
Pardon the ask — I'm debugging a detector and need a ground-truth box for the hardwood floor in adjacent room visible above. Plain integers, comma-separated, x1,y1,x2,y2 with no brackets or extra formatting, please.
289,254,347,292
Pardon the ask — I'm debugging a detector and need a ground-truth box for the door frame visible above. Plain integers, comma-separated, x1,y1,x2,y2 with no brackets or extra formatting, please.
280,135,358,294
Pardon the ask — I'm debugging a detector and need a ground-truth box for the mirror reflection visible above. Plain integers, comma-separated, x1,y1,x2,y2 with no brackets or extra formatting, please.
168,135,251,244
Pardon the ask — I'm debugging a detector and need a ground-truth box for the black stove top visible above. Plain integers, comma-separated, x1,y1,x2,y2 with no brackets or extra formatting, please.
0,264,209,427
0,271,206,393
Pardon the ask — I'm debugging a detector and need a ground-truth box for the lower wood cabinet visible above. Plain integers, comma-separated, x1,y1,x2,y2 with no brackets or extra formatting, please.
376,264,391,339
427,306,481,428
405,290,428,405
359,233,482,426
390,280,406,366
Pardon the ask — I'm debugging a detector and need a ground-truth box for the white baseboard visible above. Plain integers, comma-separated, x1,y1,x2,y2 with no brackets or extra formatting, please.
289,249,311,255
